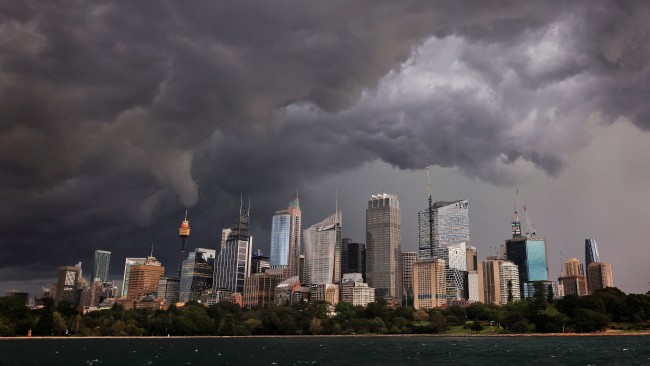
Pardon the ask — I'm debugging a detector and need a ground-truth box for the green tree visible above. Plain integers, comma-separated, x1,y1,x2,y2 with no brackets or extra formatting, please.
507,280,514,303
429,310,447,333
470,320,484,334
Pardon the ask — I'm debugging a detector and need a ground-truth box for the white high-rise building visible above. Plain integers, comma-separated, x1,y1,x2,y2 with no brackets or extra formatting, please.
304,212,341,285
418,200,469,259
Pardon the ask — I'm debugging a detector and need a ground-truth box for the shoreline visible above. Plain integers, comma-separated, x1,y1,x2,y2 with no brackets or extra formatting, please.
3,331,650,340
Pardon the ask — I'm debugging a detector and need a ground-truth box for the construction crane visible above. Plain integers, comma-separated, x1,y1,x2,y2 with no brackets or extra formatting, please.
523,205,537,237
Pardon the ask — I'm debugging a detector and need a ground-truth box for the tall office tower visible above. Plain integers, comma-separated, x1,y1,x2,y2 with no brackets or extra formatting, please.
587,262,614,294
243,269,286,308
157,277,180,304
417,200,470,259
270,197,302,277
505,236,549,297
413,258,447,310
504,202,548,298
92,250,111,283
179,248,216,303
251,250,271,274
366,193,402,299
214,203,253,294
126,256,164,301
585,238,601,277
341,238,366,281
121,258,147,297
299,254,306,285
401,252,418,306
55,265,82,305
482,257,520,305
304,212,342,285
178,212,191,279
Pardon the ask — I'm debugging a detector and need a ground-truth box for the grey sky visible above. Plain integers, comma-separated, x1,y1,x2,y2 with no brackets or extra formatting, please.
1,1,649,295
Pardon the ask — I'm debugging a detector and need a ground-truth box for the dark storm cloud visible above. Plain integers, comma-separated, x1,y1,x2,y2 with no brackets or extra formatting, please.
1,1,650,288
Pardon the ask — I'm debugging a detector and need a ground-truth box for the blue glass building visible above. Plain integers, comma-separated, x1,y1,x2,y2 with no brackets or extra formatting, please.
505,237,549,297
270,214,291,267
585,238,600,271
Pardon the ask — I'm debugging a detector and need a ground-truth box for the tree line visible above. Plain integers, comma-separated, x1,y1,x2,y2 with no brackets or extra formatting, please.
0,287,649,337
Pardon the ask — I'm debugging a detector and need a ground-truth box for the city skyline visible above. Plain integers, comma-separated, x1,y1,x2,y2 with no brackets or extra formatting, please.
2,1,650,296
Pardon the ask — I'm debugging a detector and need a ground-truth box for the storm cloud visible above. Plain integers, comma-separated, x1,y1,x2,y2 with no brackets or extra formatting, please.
1,1,649,292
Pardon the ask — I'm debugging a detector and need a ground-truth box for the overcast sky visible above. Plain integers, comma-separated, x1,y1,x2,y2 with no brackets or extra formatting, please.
1,1,649,296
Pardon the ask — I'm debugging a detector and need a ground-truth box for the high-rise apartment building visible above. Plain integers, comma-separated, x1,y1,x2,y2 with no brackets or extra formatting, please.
92,250,111,283
55,265,82,305
366,193,402,299
214,204,253,294
121,258,147,297
341,238,366,281
482,257,520,305
587,262,614,294
418,200,469,259
558,258,588,297
304,212,341,285
413,258,446,310
269,197,302,277
126,256,164,301
179,248,216,303
401,251,418,306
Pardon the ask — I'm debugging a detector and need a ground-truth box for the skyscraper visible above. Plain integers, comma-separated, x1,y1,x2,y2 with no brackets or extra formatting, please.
482,257,520,305
505,236,549,297
413,258,446,310
213,202,253,294
269,197,301,277
157,277,180,304
558,258,589,297
418,200,470,259
92,250,111,283
366,193,402,299
401,251,418,306
121,258,147,297
341,238,366,280
55,265,82,305
303,212,341,285
126,256,164,301
585,238,600,277
179,248,216,303
587,262,614,294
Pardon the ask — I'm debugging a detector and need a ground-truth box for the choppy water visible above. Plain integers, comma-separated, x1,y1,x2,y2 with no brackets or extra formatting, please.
1,335,649,365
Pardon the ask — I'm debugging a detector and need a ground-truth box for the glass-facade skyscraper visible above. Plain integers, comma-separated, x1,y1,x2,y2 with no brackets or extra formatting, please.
418,200,469,259
92,250,111,283
366,193,402,299
341,238,366,280
304,212,341,285
214,204,253,294
269,198,301,278
180,248,216,302
505,237,549,297
585,238,600,278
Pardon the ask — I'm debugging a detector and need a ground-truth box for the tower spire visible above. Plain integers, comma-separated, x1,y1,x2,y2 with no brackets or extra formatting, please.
427,166,434,258
511,188,522,238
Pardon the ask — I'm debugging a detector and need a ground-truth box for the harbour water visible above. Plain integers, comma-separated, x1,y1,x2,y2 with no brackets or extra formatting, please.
1,335,649,365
